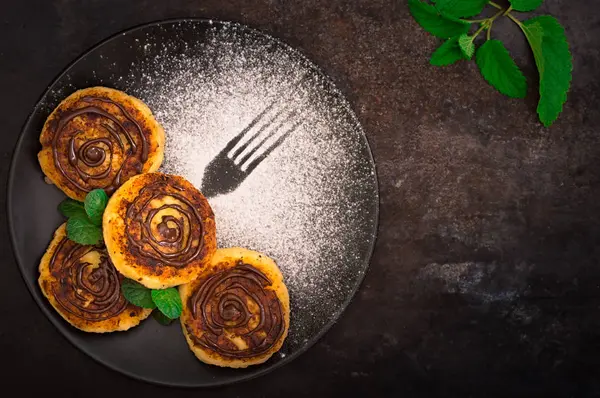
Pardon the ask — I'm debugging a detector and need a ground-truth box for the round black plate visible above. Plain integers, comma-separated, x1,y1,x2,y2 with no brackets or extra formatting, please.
8,19,378,387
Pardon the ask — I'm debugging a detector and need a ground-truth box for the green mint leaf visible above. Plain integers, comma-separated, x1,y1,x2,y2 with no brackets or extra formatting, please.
152,310,174,325
151,288,183,319
509,0,543,12
84,189,108,226
523,16,572,127
435,0,488,18
476,39,527,98
408,0,469,38
430,36,466,66
66,215,103,245
58,199,86,219
521,21,544,73
121,279,156,309
458,33,475,59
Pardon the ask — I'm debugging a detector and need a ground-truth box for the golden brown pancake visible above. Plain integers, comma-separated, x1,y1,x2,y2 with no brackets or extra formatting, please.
179,248,290,368
38,224,152,333
103,172,217,289
38,86,165,201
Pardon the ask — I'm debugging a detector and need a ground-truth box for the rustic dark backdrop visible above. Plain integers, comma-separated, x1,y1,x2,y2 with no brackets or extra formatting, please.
1,1,599,396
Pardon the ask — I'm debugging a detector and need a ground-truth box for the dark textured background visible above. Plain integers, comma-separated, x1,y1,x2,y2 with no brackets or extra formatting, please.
2,1,599,396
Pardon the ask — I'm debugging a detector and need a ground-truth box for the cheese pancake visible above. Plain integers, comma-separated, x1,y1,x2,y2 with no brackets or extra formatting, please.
179,248,290,368
103,172,217,289
38,224,152,333
38,86,165,201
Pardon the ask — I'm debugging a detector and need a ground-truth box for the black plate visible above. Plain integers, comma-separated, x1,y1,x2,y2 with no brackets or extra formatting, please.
8,19,378,387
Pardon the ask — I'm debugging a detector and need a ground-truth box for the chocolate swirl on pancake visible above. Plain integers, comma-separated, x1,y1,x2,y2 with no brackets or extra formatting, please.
125,181,204,267
187,263,285,358
49,238,127,321
51,96,148,195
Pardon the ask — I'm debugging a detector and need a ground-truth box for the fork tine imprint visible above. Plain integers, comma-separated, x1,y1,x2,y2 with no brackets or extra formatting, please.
236,109,299,166
224,99,277,154
200,76,308,198
244,119,303,173
231,101,295,161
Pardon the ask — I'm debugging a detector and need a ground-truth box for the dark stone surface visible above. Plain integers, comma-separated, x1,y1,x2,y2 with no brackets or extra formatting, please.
1,0,599,396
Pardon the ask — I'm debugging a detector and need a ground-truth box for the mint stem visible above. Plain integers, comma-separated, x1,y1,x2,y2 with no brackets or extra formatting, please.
489,1,503,9
506,12,523,27
489,8,508,22
472,24,487,40
462,18,490,24
484,8,507,40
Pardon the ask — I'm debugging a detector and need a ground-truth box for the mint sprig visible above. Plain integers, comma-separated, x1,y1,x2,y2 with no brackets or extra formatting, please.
151,288,183,320
84,189,108,226
121,279,183,324
66,216,103,245
58,199,87,219
430,36,466,66
58,189,108,245
409,0,572,126
476,40,527,98
435,0,488,18
509,0,543,12
408,0,469,38
458,33,475,59
121,279,156,309
521,16,572,127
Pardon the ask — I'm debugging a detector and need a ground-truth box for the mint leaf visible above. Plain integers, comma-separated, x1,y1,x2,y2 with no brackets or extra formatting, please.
509,0,543,12
151,288,183,319
476,39,527,98
521,21,544,72
430,36,465,66
66,215,102,245
58,199,86,219
523,16,572,127
84,189,108,226
435,0,488,18
458,33,475,59
152,310,174,325
121,279,156,309
408,0,469,38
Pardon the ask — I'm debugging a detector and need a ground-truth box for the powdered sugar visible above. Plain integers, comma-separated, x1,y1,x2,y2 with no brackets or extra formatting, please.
122,22,379,350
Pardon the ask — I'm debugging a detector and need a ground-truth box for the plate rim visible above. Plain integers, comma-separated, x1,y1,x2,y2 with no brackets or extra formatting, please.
7,17,380,388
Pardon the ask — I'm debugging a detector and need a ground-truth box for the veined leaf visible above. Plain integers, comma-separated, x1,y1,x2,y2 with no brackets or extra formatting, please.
430,36,466,66
509,0,543,12
476,39,527,98
523,16,572,126
408,0,470,38
436,0,488,18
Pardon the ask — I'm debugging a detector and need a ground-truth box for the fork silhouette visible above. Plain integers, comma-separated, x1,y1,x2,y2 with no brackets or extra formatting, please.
200,100,303,198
